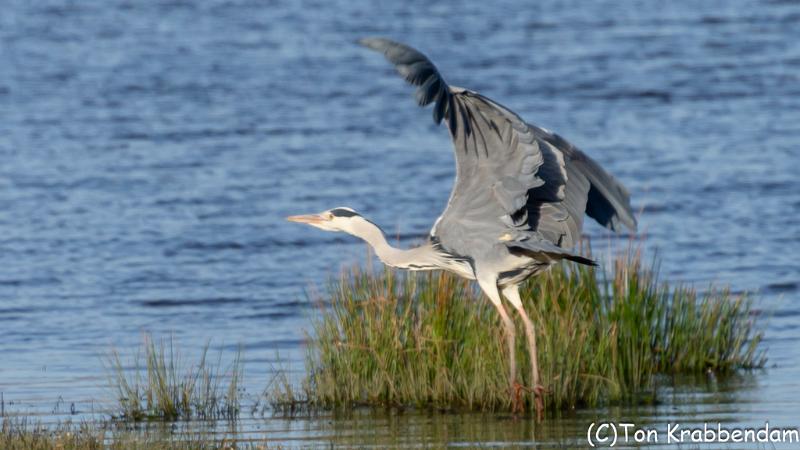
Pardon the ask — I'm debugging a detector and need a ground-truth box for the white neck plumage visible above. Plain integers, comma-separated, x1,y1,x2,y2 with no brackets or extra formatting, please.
347,218,465,273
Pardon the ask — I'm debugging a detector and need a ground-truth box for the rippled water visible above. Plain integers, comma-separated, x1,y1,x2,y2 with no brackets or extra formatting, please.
1,0,799,447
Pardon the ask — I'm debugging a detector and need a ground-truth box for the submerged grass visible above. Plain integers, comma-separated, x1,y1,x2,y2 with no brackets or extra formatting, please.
105,334,243,421
295,247,765,415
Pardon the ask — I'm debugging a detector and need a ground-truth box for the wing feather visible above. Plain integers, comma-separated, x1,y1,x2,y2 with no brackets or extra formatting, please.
360,38,637,258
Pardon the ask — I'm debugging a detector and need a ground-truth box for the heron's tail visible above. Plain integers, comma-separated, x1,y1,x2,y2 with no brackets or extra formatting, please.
561,253,598,267
504,233,598,266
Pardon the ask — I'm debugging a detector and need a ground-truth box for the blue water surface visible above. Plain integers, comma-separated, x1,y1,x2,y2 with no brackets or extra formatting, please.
1,0,799,447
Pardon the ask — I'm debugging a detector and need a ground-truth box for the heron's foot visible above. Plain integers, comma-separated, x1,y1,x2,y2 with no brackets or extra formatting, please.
510,381,525,416
532,383,546,421
510,382,547,420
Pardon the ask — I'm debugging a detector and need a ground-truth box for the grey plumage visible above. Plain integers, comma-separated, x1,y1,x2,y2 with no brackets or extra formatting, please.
359,38,636,279
291,39,638,416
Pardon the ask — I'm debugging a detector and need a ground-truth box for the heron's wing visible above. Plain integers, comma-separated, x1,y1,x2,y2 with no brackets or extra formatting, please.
360,38,637,252
538,131,637,240
523,127,638,248
359,38,548,238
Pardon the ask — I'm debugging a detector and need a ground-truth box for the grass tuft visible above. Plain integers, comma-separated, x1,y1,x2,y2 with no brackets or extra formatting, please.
0,417,283,449
105,334,243,421
288,247,765,415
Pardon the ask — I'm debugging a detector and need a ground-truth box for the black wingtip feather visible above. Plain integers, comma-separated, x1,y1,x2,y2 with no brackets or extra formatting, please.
359,37,453,127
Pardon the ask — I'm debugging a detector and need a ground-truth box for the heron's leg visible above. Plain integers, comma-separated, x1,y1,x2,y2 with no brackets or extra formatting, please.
502,285,544,418
477,277,517,389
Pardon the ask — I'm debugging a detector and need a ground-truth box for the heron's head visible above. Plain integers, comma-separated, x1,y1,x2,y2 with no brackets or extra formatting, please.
287,207,370,234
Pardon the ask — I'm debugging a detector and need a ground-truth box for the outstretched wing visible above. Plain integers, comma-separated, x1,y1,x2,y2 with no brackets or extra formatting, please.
359,38,636,256
536,130,637,244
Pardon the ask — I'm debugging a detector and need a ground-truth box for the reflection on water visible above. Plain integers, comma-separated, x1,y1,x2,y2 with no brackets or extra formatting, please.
1,0,799,447
145,373,765,447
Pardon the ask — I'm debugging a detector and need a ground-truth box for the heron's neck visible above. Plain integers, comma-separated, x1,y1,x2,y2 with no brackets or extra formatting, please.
352,220,440,270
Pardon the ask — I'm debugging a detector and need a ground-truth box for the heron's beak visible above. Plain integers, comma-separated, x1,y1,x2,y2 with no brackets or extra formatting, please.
287,214,326,225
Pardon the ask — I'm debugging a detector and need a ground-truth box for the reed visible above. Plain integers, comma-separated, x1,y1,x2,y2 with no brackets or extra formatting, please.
294,247,765,414
105,334,243,421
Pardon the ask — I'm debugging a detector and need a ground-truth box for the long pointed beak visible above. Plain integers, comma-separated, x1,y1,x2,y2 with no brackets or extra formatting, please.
287,214,325,225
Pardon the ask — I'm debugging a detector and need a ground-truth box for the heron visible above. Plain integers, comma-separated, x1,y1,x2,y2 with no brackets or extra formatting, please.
288,38,637,417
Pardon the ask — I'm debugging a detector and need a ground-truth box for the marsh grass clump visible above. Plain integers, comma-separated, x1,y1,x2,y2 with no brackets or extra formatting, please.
105,335,243,421
295,248,765,414
0,417,282,449
0,418,105,450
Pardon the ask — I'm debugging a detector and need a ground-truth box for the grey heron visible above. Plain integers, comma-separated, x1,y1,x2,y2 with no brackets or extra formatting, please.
288,38,637,417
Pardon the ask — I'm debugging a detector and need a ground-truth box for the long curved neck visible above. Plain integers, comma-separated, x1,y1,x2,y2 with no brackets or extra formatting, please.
350,220,441,271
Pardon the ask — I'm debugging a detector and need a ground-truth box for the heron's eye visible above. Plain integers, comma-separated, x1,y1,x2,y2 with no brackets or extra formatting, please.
325,213,334,220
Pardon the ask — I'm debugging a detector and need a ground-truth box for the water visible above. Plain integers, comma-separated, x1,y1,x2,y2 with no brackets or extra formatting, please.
1,0,799,447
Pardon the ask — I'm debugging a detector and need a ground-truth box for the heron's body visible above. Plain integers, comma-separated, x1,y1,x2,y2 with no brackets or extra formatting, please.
289,38,637,418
